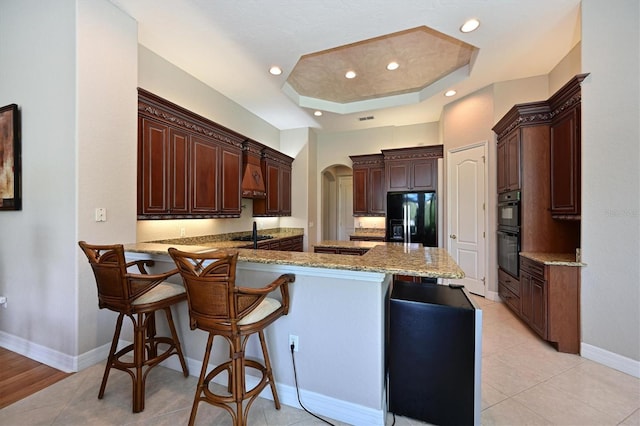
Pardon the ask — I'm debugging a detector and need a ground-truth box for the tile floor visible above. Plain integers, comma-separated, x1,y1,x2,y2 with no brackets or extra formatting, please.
1,296,638,425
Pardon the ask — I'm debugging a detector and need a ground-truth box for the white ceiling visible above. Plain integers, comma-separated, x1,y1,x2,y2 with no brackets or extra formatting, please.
109,0,582,133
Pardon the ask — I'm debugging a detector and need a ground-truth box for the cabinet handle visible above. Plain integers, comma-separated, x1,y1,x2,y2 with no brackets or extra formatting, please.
450,234,457,239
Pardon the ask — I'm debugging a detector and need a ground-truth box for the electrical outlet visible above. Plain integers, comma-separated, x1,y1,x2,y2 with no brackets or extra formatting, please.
180,227,186,237
288,334,299,352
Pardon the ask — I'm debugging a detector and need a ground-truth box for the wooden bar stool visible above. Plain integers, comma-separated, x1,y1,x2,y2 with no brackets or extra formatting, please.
78,241,189,412
168,248,294,426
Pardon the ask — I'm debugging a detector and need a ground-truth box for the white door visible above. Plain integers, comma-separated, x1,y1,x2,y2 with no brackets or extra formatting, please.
447,143,487,296
338,176,354,241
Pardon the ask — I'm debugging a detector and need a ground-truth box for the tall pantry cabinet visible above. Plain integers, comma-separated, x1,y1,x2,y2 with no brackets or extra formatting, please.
493,75,587,353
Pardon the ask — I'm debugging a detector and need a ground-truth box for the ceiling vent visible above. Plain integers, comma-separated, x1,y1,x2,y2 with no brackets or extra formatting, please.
359,116,375,121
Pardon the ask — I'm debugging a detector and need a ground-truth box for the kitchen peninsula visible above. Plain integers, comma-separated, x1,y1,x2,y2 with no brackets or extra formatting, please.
124,237,464,425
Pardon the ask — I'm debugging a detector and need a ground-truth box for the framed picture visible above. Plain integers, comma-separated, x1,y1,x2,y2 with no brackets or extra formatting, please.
0,103,21,210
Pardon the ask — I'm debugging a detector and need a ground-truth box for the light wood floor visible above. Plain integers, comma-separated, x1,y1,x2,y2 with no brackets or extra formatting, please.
0,347,72,409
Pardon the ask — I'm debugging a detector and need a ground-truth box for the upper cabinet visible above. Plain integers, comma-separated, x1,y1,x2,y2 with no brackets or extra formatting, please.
138,89,293,220
496,130,521,193
548,75,587,219
350,154,385,216
253,148,293,217
382,146,442,192
137,88,248,219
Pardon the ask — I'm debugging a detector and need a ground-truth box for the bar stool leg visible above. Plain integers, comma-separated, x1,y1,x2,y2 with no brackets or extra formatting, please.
132,313,146,413
258,330,281,409
99,313,124,400
189,333,214,426
164,307,189,377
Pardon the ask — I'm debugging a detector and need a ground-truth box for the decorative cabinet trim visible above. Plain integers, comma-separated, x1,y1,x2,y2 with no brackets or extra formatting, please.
381,145,443,161
138,88,244,149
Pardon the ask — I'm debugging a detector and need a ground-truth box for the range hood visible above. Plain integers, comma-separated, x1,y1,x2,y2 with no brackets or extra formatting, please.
241,140,266,199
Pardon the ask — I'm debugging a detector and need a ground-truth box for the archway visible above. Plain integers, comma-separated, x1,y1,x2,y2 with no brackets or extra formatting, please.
321,164,353,241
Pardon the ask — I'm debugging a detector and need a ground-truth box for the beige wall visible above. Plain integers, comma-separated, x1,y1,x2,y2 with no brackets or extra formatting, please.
581,0,639,365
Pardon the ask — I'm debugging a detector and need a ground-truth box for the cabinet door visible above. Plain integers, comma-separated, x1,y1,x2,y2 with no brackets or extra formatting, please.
506,131,520,191
411,159,437,191
520,271,533,322
259,161,279,215
530,276,547,338
139,118,170,215
386,160,411,191
280,165,292,216
369,166,386,214
190,136,219,213
352,167,368,215
220,147,242,215
550,107,580,215
496,139,508,194
169,128,190,214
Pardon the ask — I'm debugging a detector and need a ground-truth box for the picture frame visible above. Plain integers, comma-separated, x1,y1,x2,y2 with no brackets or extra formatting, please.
0,103,21,210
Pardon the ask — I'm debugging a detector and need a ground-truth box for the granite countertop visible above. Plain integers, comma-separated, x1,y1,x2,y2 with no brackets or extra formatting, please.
313,240,382,249
149,228,304,249
520,252,586,267
124,239,464,279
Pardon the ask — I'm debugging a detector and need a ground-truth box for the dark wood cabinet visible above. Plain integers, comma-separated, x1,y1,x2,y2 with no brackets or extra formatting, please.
138,118,196,216
497,268,520,314
220,147,242,214
349,235,385,242
520,256,580,353
382,146,442,192
253,148,293,217
549,74,587,218
190,135,219,213
497,130,520,194
244,235,303,251
138,89,244,219
313,246,369,255
493,101,580,254
350,154,385,216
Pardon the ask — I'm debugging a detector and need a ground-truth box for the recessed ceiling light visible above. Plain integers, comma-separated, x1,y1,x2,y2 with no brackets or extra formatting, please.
386,61,399,71
314,110,323,116
445,90,457,97
460,18,480,33
269,66,282,75
345,70,357,79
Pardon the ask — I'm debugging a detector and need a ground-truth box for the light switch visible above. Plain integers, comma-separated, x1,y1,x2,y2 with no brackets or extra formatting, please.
95,208,107,222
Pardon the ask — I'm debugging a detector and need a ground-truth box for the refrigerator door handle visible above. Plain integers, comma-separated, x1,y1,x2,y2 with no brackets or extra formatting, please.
404,204,410,244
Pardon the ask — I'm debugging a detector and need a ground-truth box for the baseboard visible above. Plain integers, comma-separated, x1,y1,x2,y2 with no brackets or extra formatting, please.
0,331,77,373
485,289,501,302
162,355,386,426
581,342,640,378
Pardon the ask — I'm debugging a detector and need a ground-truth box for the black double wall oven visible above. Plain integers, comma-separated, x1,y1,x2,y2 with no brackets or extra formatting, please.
497,190,520,278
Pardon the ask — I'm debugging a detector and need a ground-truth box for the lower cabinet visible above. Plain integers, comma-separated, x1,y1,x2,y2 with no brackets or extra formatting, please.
313,246,369,256
498,268,521,313
242,235,303,252
506,256,580,353
349,235,385,242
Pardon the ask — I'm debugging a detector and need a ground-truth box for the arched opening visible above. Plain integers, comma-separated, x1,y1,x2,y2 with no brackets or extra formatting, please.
321,164,353,241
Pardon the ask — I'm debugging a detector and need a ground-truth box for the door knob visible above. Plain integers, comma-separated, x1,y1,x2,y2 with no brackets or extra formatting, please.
450,234,457,239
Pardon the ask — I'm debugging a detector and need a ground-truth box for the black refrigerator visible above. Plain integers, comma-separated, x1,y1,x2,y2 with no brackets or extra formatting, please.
386,192,437,247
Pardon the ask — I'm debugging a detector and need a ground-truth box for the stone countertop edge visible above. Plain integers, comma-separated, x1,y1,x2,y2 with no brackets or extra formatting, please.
520,252,586,267
124,242,465,280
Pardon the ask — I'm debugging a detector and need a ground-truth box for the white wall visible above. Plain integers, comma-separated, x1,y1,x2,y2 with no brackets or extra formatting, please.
76,0,139,356
0,0,78,365
581,0,639,365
